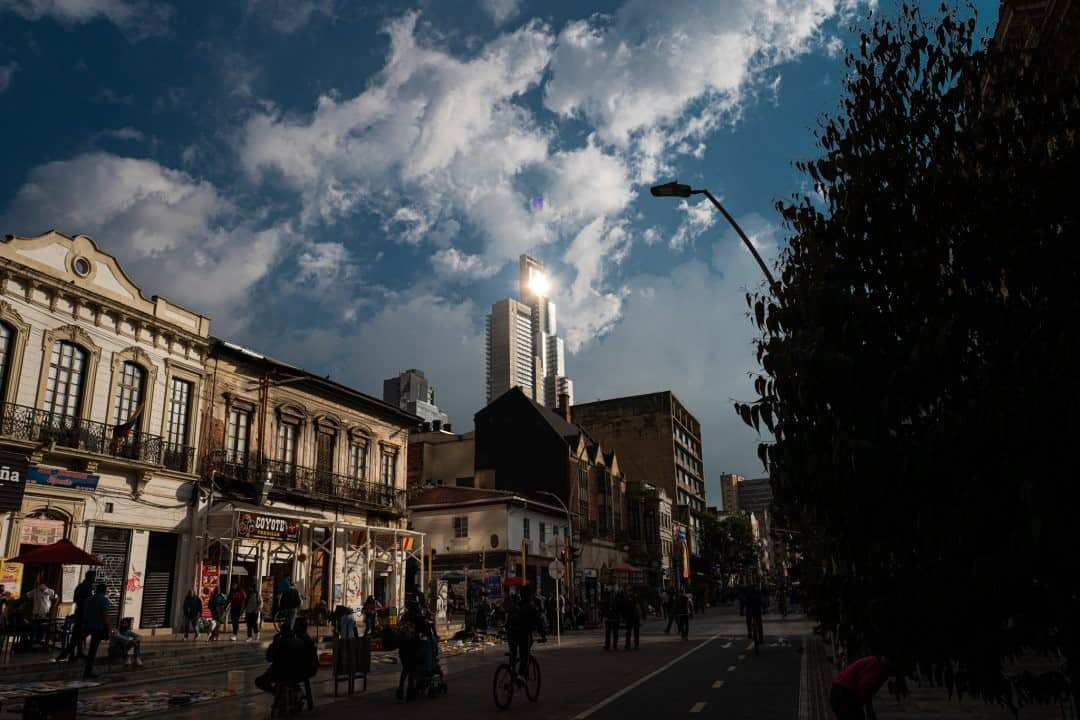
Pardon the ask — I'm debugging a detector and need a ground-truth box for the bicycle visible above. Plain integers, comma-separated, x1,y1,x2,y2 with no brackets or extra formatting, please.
492,644,542,710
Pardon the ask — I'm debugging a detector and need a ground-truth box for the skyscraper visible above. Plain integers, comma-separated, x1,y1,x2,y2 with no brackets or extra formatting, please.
383,368,449,425
485,255,574,407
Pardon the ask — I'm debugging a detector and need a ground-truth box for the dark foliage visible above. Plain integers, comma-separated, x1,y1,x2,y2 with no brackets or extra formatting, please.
737,4,1080,711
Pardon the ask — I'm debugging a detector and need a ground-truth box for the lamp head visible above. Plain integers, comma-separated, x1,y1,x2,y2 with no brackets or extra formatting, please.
650,181,694,198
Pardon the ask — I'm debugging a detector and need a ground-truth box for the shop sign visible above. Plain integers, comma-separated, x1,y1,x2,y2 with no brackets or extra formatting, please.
0,450,28,513
27,464,100,491
199,564,220,619
235,511,300,542
21,518,65,546
0,560,23,598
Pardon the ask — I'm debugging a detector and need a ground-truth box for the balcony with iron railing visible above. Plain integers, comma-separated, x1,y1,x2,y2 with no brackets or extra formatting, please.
0,402,196,473
204,450,405,513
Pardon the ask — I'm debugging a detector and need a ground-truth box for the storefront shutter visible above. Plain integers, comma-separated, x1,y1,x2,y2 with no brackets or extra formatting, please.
139,532,178,628
91,527,131,626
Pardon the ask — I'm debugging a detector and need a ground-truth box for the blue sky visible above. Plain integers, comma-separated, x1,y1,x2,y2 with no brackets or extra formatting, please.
0,0,998,505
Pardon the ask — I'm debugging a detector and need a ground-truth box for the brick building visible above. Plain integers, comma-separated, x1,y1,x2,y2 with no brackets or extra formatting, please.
571,391,707,559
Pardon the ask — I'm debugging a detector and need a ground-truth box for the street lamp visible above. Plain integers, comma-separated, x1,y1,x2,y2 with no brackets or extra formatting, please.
650,181,778,291
537,490,574,561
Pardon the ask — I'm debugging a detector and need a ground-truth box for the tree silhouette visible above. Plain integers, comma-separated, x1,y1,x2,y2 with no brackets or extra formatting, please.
738,4,1080,712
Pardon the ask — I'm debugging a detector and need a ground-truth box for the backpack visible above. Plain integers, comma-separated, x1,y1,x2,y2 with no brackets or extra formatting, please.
281,588,301,610
396,615,417,642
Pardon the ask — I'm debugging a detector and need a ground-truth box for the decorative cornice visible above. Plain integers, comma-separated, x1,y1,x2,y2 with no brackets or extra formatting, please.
0,261,209,349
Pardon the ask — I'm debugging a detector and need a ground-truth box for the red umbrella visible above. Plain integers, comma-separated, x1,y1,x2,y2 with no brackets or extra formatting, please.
502,576,526,587
7,539,103,566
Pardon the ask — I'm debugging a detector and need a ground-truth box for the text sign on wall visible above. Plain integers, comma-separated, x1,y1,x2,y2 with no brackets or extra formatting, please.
0,450,28,513
235,512,300,542
27,465,100,491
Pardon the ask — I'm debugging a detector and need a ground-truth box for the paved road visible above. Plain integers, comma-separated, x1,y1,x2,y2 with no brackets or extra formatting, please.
144,608,811,720
585,634,802,720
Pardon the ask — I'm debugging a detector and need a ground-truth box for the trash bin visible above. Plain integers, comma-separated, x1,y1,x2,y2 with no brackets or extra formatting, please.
23,689,78,720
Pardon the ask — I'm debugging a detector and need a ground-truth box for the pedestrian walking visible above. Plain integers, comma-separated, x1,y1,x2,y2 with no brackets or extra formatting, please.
395,597,429,702
279,579,301,630
82,583,111,679
182,589,202,640
361,595,381,637
602,591,621,651
244,584,262,641
622,592,640,650
56,570,95,662
208,586,227,642
663,591,676,633
744,584,764,644
830,655,892,720
675,592,691,640
26,581,57,643
228,584,247,640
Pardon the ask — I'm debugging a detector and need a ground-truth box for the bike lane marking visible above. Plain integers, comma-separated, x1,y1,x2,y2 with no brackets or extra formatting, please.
727,665,737,672
712,680,725,688
571,632,724,720
689,702,707,713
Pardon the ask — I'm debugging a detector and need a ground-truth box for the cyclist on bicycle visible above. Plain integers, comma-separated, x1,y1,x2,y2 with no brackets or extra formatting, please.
505,586,546,683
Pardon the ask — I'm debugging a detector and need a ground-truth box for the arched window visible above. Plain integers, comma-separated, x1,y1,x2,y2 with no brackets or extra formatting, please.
0,323,12,401
113,361,146,431
43,341,87,418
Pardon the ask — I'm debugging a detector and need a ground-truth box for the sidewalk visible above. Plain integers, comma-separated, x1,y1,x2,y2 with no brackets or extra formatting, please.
802,634,1076,719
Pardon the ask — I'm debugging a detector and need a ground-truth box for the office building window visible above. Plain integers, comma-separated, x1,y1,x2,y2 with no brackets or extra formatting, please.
165,378,192,446
44,341,87,418
348,440,368,482
227,408,251,464
276,422,297,467
380,447,397,485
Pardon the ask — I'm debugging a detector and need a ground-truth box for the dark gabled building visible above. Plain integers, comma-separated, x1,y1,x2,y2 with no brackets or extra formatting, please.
473,387,631,602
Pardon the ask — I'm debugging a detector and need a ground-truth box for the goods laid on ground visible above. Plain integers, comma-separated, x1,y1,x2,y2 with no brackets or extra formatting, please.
0,685,235,718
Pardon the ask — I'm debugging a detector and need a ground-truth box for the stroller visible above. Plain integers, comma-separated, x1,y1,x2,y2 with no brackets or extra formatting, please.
411,633,447,697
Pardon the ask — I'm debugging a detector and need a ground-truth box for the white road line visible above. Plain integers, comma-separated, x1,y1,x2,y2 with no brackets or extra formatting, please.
727,665,737,672
738,654,747,661
721,641,733,649
571,633,724,720
690,702,707,713
712,680,725,689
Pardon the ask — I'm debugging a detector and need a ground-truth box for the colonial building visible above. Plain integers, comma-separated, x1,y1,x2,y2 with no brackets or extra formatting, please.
197,340,424,614
473,387,628,606
408,486,567,601
0,231,208,629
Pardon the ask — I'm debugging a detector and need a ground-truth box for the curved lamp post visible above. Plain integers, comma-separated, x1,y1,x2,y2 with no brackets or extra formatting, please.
650,181,778,291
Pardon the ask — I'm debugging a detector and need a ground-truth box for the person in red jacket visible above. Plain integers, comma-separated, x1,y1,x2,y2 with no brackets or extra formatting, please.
831,654,893,720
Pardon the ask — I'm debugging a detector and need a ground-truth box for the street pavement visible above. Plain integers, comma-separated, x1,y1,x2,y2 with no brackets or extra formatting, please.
137,606,812,720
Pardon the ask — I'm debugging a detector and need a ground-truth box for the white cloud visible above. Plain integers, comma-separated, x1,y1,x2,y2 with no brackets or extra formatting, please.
670,197,718,249
479,0,520,25
543,0,849,175
572,218,780,486
431,248,501,281
99,126,144,142
0,0,173,39
240,12,555,260
0,62,16,93
558,217,631,351
246,0,337,33
272,292,485,429
0,152,290,330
